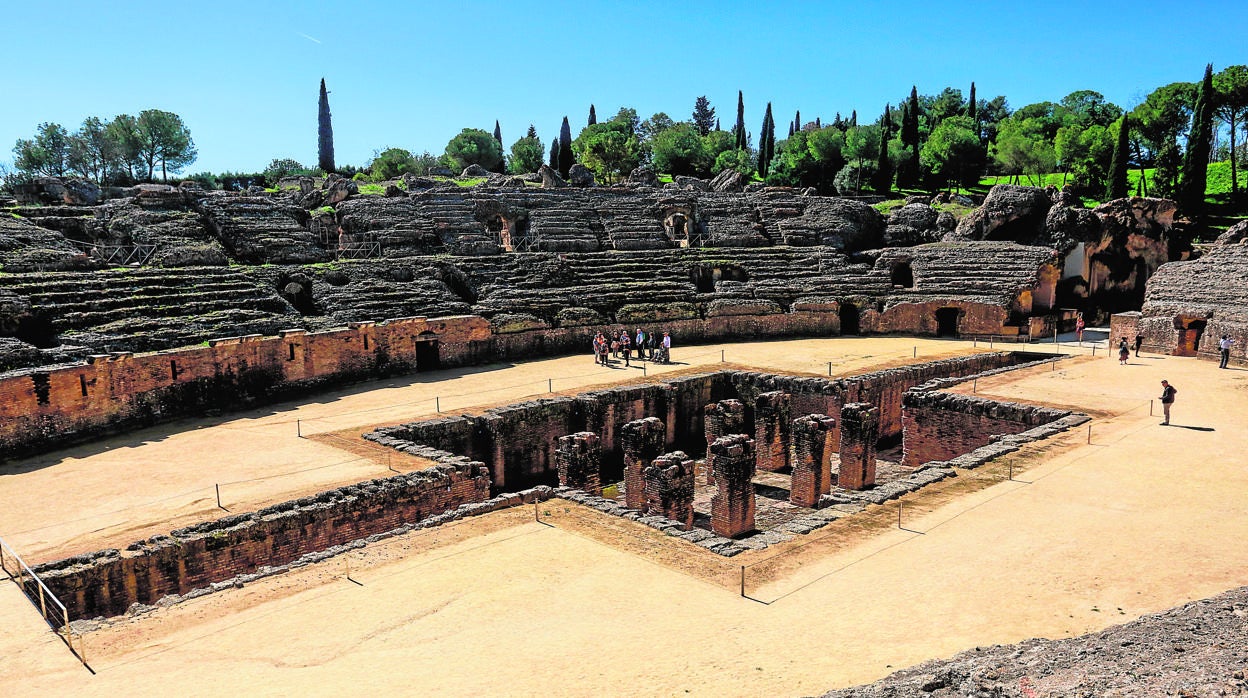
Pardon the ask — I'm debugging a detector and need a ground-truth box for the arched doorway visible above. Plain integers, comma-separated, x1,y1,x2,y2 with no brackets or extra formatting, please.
486,215,514,252
890,260,914,288
663,212,693,247
935,308,959,337
839,303,860,335
1175,318,1206,356
415,331,440,371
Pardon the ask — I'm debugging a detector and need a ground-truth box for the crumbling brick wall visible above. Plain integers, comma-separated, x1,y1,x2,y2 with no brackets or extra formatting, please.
709,434,756,538
33,461,491,620
555,432,601,493
838,403,879,490
790,414,836,506
621,418,666,509
900,391,1071,467
754,391,791,472
643,451,695,530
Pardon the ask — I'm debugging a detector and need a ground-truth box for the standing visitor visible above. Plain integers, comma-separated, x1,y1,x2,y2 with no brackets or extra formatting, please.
1118,338,1130,364
619,331,631,367
1075,314,1086,344
1134,332,1143,357
1159,380,1177,426
646,329,657,359
635,328,646,360
661,331,671,363
1219,335,1234,369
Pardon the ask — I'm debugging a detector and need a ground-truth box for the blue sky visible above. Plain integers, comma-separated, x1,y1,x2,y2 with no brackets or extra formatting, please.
3,0,1245,175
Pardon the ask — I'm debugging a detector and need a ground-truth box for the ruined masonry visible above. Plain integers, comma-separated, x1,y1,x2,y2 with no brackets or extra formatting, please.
704,398,746,484
709,434,757,538
789,413,837,507
754,391,792,472
643,451,696,531
555,432,601,493
621,417,666,510
838,403,880,490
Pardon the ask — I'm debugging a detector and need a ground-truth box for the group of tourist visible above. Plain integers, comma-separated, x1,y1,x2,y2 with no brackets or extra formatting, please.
592,328,671,367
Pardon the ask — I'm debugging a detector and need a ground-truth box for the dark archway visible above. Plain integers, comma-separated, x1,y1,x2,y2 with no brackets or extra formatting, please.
415,331,440,371
1176,318,1206,356
890,260,914,289
14,313,58,348
486,215,514,252
936,308,959,337
839,303,860,335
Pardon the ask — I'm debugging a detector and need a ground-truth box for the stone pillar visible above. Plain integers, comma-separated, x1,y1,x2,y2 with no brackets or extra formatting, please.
709,434,756,538
644,451,696,530
704,399,745,483
790,414,836,507
838,403,879,490
754,391,791,472
621,417,665,510
555,432,601,493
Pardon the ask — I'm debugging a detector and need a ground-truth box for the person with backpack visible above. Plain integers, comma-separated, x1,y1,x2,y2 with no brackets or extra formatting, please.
1159,380,1177,426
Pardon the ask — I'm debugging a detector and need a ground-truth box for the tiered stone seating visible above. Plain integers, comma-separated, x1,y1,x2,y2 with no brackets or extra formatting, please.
193,193,329,264
874,243,1055,307
0,267,298,352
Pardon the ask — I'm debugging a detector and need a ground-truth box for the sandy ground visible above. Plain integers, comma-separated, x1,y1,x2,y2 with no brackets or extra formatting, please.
8,334,1246,697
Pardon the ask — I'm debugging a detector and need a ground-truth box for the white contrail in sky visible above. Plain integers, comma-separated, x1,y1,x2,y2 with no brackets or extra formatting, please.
297,32,322,44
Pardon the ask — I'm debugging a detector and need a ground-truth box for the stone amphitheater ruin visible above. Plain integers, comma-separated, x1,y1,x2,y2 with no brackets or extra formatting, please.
2,172,1245,695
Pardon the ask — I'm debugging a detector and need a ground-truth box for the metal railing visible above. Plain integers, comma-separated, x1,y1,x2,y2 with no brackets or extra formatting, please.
69,240,160,265
336,241,383,259
0,535,86,667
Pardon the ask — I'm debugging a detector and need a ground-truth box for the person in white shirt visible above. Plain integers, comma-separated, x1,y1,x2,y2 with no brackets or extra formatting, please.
1219,335,1235,369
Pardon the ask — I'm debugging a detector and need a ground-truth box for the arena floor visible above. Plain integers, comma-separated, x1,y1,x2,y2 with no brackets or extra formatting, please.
3,334,1246,697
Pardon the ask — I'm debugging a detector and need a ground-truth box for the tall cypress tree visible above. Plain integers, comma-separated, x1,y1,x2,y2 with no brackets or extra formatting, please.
493,120,502,144
733,91,746,150
759,102,775,177
558,116,574,178
850,110,857,128
872,105,893,193
549,138,559,169
1107,114,1130,201
967,81,977,123
794,110,801,132
588,104,597,126
815,117,822,129
902,86,921,189
317,78,335,173
715,117,721,132
1180,63,1215,215
788,121,794,137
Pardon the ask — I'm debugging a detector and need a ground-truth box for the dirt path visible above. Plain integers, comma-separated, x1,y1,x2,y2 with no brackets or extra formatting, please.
7,340,1242,697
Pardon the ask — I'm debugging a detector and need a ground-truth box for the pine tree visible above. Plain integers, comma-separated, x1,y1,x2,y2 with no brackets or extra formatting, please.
493,120,502,144
1107,114,1130,201
1180,63,1215,215
549,138,559,169
588,104,597,126
759,102,775,177
317,78,335,173
692,96,716,136
558,116,574,178
527,124,538,139
733,91,746,150
873,105,893,193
